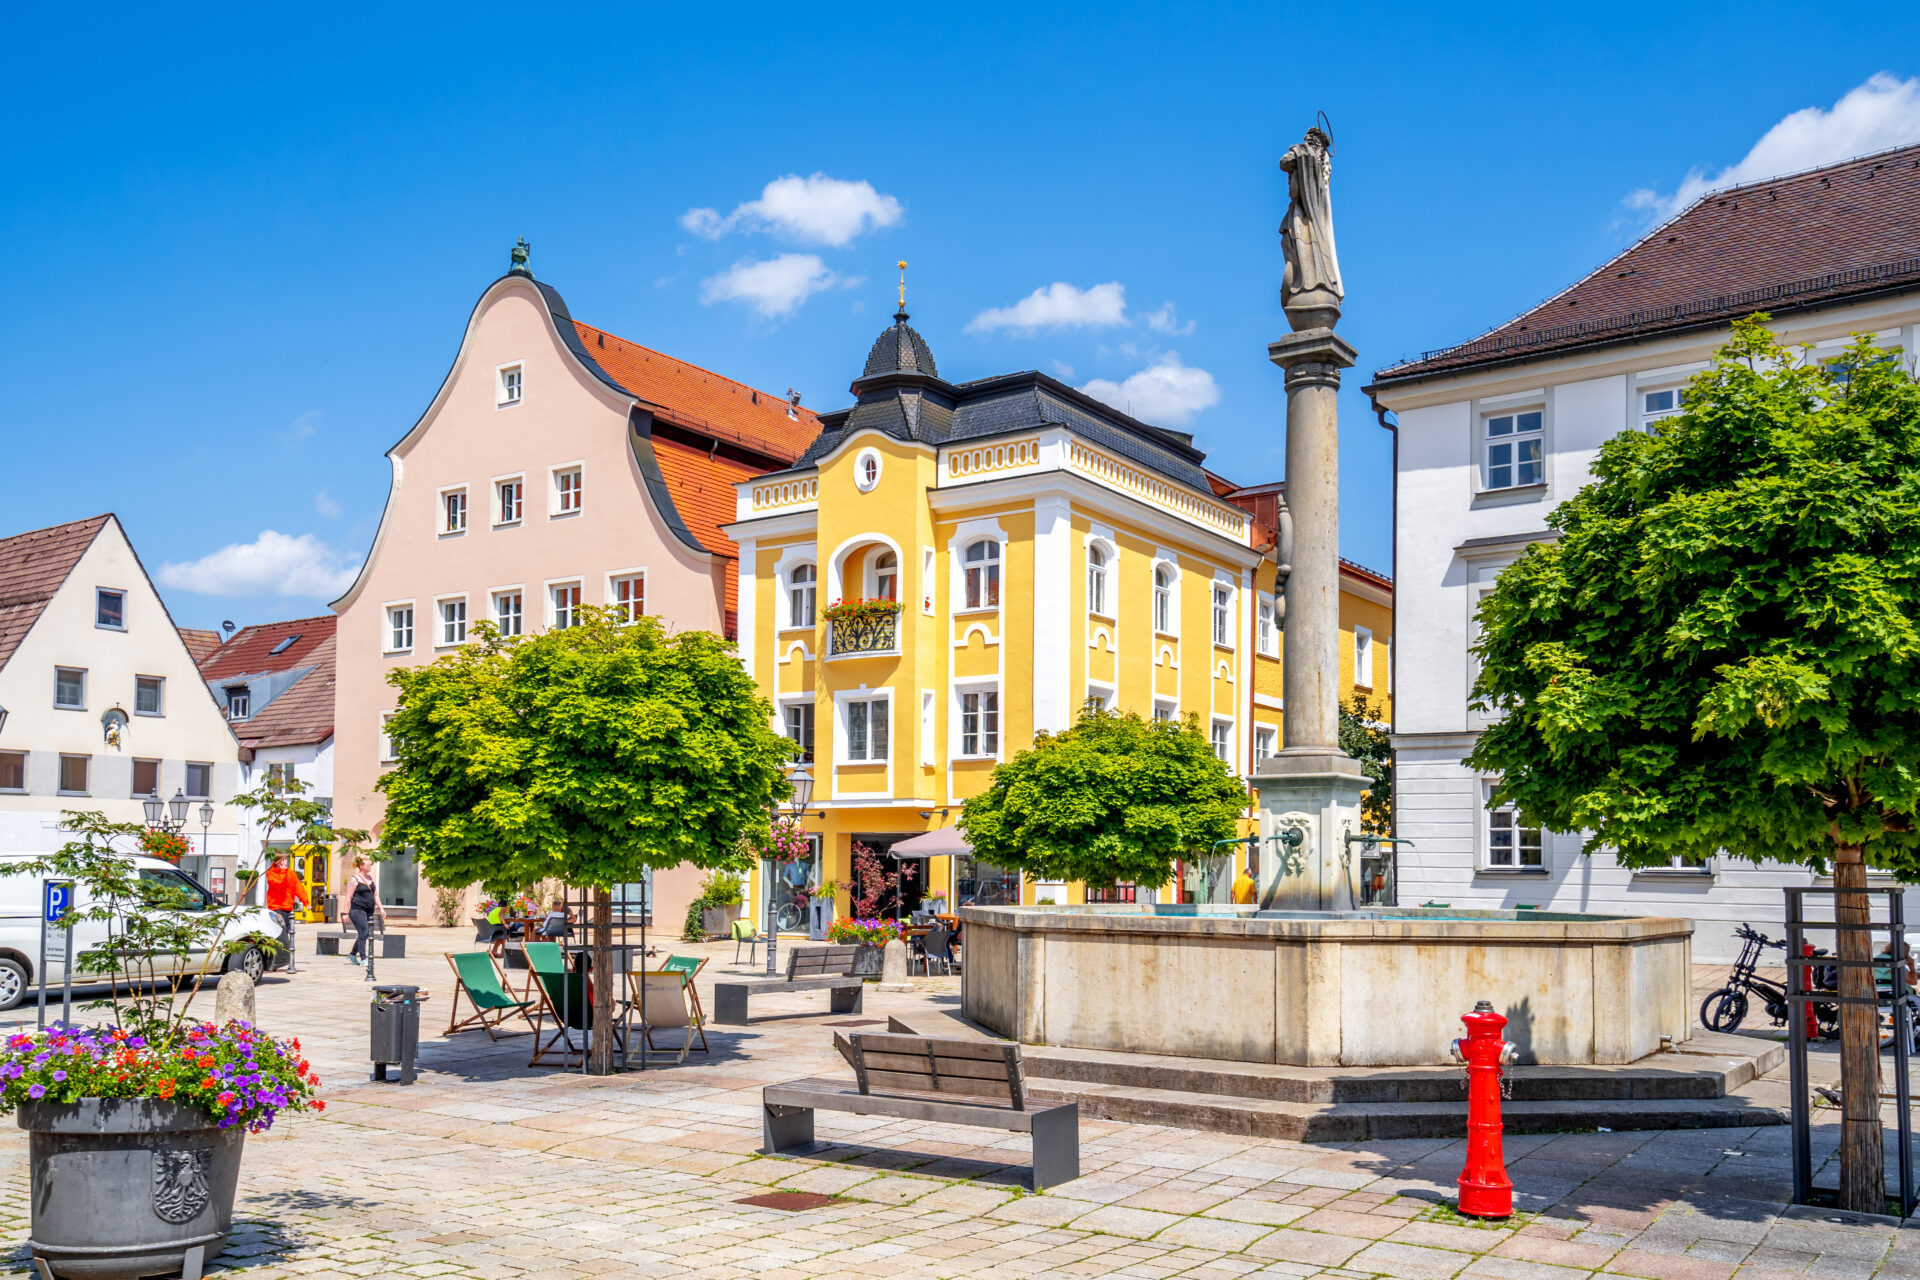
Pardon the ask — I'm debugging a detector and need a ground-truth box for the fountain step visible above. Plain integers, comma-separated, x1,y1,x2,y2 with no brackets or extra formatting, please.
1025,1078,1789,1142
1015,1033,1783,1104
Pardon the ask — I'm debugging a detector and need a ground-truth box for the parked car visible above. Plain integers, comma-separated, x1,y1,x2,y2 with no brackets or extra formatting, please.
0,853,287,1011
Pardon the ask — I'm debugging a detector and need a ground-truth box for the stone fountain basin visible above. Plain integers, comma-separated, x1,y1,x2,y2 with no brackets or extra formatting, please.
959,904,1692,1067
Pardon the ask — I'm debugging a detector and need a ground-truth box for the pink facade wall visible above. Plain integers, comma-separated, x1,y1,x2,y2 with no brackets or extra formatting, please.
332,276,727,931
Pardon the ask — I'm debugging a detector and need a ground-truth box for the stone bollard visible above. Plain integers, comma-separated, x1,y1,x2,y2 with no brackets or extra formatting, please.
212,971,257,1027
878,938,914,992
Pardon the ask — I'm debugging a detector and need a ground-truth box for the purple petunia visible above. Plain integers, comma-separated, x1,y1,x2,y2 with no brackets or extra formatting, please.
27,1085,44,1099
50,1071,65,1083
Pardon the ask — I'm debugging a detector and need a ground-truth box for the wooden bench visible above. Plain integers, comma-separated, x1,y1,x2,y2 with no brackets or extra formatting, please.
761,1032,1079,1190
711,945,867,1025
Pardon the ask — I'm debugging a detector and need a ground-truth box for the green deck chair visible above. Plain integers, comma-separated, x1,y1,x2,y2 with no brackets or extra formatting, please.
731,918,761,964
444,951,535,1040
663,954,709,1028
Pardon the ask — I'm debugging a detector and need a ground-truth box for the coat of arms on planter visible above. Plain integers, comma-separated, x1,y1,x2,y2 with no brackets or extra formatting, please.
151,1148,212,1223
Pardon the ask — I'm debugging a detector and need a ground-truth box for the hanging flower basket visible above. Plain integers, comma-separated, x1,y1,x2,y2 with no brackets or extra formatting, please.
138,829,192,864
821,598,903,627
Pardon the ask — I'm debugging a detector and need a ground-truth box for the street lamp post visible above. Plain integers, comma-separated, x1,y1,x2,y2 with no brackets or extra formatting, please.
769,767,816,977
144,788,195,879
199,802,215,897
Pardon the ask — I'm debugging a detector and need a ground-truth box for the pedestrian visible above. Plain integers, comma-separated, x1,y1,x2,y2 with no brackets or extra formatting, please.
346,856,385,967
264,851,309,975
1232,853,1259,905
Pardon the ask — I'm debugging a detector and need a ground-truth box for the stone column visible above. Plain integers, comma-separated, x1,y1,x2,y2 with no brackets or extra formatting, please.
1254,329,1368,911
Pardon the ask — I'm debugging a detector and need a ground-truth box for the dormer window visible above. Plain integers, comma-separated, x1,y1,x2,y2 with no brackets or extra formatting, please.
499,364,524,407
225,685,251,721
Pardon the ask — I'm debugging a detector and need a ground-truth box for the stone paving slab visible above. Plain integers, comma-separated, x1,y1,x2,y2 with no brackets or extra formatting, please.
0,931,1905,1277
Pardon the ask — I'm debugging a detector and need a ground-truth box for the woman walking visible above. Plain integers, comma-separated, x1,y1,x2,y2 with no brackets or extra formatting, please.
346,857,385,967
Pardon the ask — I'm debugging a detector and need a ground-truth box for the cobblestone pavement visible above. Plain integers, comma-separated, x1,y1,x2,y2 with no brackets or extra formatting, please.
0,929,1915,1279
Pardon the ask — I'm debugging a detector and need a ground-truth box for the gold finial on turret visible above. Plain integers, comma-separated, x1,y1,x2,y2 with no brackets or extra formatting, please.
896,260,909,316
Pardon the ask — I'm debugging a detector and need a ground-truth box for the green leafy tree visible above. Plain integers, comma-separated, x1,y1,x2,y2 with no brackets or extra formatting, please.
379,608,792,1071
1467,318,1920,1211
960,702,1246,891
1340,694,1392,834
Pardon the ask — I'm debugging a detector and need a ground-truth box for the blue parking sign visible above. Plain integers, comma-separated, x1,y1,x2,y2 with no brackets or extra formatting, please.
43,880,70,925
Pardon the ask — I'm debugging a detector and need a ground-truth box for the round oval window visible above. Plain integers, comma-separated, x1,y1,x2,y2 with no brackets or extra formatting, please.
855,449,883,492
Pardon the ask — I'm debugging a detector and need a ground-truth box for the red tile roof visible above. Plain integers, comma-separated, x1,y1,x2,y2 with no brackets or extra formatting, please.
195,615,336,682
652,436,772,615
177,628,223,664
1376,142,1920,383
0,516,110,674
573,322,822,465
232,635,335,750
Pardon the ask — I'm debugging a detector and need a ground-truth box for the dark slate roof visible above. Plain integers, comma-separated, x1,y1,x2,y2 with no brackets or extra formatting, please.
1374,141,1920,384
792,313,1215,493
862,311,940,379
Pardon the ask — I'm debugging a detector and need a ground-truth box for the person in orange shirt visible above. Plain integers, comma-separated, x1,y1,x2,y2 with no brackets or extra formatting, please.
264,851,309,976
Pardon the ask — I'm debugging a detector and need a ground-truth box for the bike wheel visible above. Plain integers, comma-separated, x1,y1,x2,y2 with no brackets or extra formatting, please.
1701,988,1749,1033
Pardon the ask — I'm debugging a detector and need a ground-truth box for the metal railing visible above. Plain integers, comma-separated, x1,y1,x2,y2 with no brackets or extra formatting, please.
828,612,898,656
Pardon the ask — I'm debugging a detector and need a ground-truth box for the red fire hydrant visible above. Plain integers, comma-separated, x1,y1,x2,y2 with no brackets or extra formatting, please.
1451,999,1516,1219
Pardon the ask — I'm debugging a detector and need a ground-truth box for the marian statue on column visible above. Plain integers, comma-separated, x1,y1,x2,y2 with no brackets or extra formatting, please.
1279,123,1343,330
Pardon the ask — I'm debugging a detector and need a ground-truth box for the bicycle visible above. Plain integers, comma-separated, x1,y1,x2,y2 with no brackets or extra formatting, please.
1700,923,1839,1039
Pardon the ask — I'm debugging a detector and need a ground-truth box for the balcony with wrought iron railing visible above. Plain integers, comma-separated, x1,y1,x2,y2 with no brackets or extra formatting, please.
826,605,900,658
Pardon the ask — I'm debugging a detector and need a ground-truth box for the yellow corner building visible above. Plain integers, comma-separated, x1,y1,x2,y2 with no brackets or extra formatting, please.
723,302,1391,927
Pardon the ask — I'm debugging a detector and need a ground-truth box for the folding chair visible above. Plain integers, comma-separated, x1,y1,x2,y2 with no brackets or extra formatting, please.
629,970,706,1065
527,966,625,1067
663,954,709,1025
731,919,762,964
444,951,535,1039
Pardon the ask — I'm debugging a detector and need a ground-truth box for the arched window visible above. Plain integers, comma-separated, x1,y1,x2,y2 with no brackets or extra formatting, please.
789,564,816,628
1087,545,1109,616
861,455,880,487
1153,565,1174,633
874,550,898,601
964,540,1001,610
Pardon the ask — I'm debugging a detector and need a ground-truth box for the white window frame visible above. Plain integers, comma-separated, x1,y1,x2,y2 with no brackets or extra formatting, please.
1212,582,1234,648
921,548,936,617
134,675,165,717
955,683,1002,760
95,588,126,631
1087,543,1112,618
960,538,1002,613
609,570,646,622
130,757,162,799
497,362,524,408
0,750,25,794
1209,718,1234,766
1153,698,1178,724
385,602,416,654
841,693,892,764
1253,725,1277,764
1482,780,1544,872
1153,558,1179,637
437,596,468,647
854,447,883,493
1354,625,1374,688
492,588,524,638
54,667,86,711
380,712,399,765
780,698,817,765
57,754,90,797
552,463,584,518
438,486,468,536
871,550,899,602
1480,405,1545,492
1257,595,1279,657
549,581,584,631
225,685,250,720
920,689,936,766
1085,682,1115,713
495,475,525,527
1639,384,1687,431
184,761,213,801
785,563,817,631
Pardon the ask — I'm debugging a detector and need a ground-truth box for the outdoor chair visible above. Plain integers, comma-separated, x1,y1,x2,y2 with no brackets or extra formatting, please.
662,954,709,1025
629,969,707,1065
915,926,958,976
731,918,762,964
527,965,624,1068
444,951,535,1040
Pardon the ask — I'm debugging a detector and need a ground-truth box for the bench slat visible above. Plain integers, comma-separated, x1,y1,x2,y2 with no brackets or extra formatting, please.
763,1079,1054,1132
848,1033,1012,1062
861,1070,1014,1102
859,1052,1018,1082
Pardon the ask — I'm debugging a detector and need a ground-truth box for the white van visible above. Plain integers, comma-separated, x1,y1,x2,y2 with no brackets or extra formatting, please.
0,853,288,1011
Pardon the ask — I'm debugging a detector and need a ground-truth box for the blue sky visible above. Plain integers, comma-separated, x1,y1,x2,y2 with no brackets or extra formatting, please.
5,5,1919,629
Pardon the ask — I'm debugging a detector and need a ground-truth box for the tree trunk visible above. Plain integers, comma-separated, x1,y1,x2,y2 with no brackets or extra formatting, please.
1834,844,1885,1213
587,887,616,1076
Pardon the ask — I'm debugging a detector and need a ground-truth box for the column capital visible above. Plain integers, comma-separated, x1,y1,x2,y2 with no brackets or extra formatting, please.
1268,329,1358,390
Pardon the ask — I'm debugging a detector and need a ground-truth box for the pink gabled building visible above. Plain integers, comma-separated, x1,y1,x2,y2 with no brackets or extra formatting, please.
331,245,820,928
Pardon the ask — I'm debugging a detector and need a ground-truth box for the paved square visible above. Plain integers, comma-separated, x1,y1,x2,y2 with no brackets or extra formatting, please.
0,931,1909,1278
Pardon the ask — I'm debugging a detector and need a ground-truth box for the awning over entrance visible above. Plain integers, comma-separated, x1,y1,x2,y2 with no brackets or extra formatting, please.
888,825,970,858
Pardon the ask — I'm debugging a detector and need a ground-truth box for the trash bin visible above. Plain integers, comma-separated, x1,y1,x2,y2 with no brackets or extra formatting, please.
370,985,423,1084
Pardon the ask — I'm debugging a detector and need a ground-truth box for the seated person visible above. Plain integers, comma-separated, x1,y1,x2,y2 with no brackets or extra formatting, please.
538,899,573,939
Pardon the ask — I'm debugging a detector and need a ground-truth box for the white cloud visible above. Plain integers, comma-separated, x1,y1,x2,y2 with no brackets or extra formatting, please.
681,173,904,247
158,531,361,600
313,490,341,518
1081,354,1221,428
966,282,1128,334
699,254,856,320
281,410,321,444
1049,359,1076,379
1627,73,1920,220
1145,302,1194,336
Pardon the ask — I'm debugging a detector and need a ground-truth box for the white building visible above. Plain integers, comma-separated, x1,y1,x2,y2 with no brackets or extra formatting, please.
0,516,245,873
1368,143,1920,961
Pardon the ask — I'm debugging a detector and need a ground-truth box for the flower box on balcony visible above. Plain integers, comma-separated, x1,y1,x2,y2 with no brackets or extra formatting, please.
824,598,902,657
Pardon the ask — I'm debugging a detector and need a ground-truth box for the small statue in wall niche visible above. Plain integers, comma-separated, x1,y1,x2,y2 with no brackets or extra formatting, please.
101,707,128,749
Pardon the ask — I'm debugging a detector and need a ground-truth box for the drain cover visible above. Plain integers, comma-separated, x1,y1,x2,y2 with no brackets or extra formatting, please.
737,1192,844,1211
